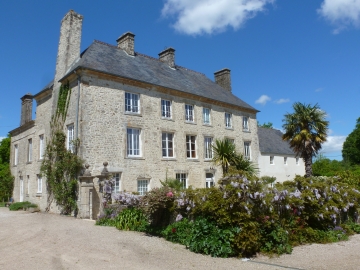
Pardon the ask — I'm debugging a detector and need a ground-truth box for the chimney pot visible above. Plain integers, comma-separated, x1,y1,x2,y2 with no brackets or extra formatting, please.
159,47,175,68
214,68,231,92
117,32,135,56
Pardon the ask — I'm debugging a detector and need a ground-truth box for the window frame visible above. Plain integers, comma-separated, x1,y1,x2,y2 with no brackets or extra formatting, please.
203,108,211,125
243,116,249,131
270,156,274,165
296,157,300,165
28,138,32,162
112,173,121,193
205,173,215,188
244,141,251,160
125,92,140,114
225,112,232,128
127,128,141,157
204,137,213,160
185,104,194,122
284,157,288,165
162,132,174,158
176,173,187,189
39,134,44,159
14,144,18,166
161,99,172,119
67,124,74,153
37,175,42,193
186,135,197,159
137,179,148,195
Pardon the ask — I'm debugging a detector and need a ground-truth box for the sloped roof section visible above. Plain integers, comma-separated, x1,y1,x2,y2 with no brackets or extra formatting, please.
258,127,296,156
61,41,257,112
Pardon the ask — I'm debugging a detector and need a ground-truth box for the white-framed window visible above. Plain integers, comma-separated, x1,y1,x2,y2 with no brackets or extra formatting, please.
14,144,18,165
284,157,288,165
37,175,42,193
243,116,249,131
205,173,214,188
225,113,232,128
162,133,174,158
26,175,30,195
204,137,213,160
137,179,148,195
67,124,74,153
270,156,274,165
186,135,197,159
127,128,141,157
296,157,300,165
39,134,44,159
185,104,194,122
244,141,251,160
176,173,187,189
112,173,121,193
161,99,172,119
203,108,211,125
28,139,32,162
125,92,140,113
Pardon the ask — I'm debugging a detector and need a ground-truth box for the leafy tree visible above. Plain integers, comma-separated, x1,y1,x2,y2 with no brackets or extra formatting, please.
342,117,360,165
0,134,14,201
258,121,273,129
0,134,10,164
282,102,329,177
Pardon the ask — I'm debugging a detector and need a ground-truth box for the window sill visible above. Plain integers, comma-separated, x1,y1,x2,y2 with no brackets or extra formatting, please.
125,157,145,160
162,158,177,161
36,193,42,197
225,127,234,130
38,159,44,162
204,159,213,162
161,117,174,122
243,130,251,133
26,161,32,164
203,124,212,127
185,121,196,125
186,159,200,162
125,112,142,117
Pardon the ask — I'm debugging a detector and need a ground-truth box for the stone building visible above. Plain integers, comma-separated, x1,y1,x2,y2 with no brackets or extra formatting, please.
9,10,260,216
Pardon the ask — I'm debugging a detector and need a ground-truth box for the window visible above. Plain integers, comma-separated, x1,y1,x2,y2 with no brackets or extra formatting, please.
14,144,18,165
137,179,148,195
26,175,30,195
161,99,172,119
205,173,214,188
127,128,141,157
39,134,44,159
125,92,140,113
112,173,121,193
226,138,235,145
243,116,249,131
296,158,300,165
284,157,288,165
37,175,42,193
67,124,74,153
176,173,187,189
186,135,197,158
244,142,251,160
270,156,274,165
28,139,32,162
225,113,232,128
203,108,211,125
204,137,213,160
162,133,174,158
185,104,194,122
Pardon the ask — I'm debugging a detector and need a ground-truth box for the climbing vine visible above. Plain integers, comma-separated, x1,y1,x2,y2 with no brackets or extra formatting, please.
41,81,83,215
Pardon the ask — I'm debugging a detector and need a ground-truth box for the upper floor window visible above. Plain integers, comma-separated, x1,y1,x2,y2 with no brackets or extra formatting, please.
28,139,32,162
137,179,148,195
185,104,194,122
204,137,213,160
244,141,251,160
186,135,197,159
243,116,249,131
161,99,172,119
225,113,232,128
284,157,288,165
39,134,45,159
125,92,140,113
162,133,174,158
127,128,141,157
14,144,18,165
270,156,274,165
203,108,211,125
67,125,74,153
176,173,187,189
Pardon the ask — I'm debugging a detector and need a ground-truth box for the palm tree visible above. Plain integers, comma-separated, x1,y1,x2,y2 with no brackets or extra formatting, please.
282,102,329,177
212,139,237,176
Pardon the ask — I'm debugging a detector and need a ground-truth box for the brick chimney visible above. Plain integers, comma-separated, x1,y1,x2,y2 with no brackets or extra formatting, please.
159,47,175,68
20,93,33,126
214,68,231,92
117,32,135,56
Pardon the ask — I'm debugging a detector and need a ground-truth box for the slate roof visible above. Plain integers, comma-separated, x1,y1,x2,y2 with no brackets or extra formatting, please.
258,127,295,156
60,40,258,112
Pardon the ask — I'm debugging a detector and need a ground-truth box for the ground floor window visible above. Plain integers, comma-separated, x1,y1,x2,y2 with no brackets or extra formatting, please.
137,179,148,195
205,173,214,188
112,173,121,193
176,173,187,189
37,175,42,193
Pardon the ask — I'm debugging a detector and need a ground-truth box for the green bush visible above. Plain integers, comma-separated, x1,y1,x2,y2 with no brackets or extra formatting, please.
162,218,193,245
114,208,148,232
9,201,38,211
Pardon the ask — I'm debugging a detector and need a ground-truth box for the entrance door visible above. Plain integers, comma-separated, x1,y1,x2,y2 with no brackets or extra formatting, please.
20,177,24,202
205,173,214,188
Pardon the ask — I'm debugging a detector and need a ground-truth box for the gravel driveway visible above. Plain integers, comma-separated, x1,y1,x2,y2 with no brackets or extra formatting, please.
1,207,360,270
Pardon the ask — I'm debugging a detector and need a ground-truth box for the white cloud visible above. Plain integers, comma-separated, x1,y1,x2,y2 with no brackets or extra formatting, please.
318,0,360,33
274,98,290,104
321,135,346,153
255,94,271,105
315,87,323,92
161,0,274,35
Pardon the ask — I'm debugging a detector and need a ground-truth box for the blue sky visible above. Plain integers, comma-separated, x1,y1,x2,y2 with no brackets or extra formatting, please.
1,0,359,160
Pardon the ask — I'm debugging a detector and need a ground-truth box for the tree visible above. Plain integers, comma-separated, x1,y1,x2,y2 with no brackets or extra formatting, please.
0,134,14,201
282,102,329,177
342,117,360,165
258,121,273,129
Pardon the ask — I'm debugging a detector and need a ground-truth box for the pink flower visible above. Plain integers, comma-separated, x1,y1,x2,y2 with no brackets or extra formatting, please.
166,191,173,197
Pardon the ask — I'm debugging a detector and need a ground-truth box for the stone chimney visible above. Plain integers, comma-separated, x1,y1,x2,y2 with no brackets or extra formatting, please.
159,47,175,68
52,10,83,114
117,32,135,56
20,93,33,126
214,68,231,92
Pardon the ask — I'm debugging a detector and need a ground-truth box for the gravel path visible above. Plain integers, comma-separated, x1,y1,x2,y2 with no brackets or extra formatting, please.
1,207,359,270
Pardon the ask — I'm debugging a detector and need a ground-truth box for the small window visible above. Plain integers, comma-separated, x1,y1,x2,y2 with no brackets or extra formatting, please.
112,173,121,193
205,173,214,188
28,139,32,162
37,175,42,193
203,108,211,125
26,175,30,195
39,134,45,159
137,179,148,195
185,104,194,122
270,156,274,164
67,125,74,153
161,99,172,119
14,144,18,165
226,138,235,145
127,128,141,157
243,117,249,131
186,135,197,158
284,157,287,165
204,137,213,160
176,173,187,189
225,113,232,128
162,133,174,158
244,141,251,160
125,92,140,113
296,158,299,165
